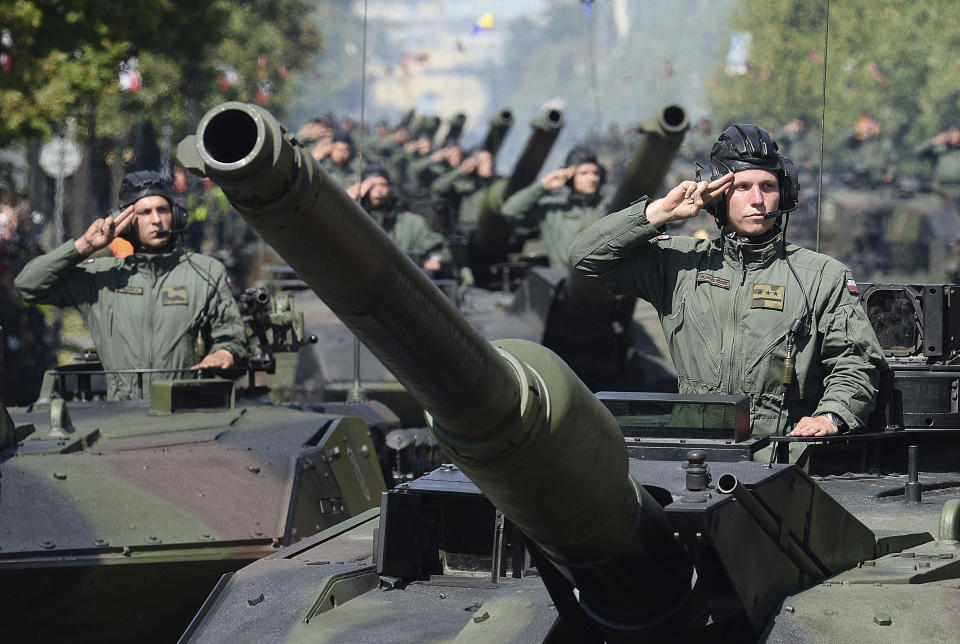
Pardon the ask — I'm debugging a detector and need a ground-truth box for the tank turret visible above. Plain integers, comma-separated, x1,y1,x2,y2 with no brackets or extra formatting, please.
177,101,692,629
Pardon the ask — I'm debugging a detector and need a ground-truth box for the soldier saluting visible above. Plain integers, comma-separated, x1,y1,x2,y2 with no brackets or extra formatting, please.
15,170,246,400
570,124,886,440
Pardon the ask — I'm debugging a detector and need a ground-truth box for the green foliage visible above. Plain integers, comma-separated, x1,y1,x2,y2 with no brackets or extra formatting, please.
0,0,322,150
708,0,960,144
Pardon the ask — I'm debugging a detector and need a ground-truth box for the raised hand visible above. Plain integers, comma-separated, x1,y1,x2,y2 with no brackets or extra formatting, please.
75,204,136,256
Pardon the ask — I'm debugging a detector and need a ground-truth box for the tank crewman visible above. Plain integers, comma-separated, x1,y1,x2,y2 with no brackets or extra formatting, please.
429,148,497,226
776,116,820,171
914,126,960,195
835,115,896,185
499,146,611,269
314,130,361,188
15,170,247,400
346,164,450,272
407,143,463,195
570,124,885,438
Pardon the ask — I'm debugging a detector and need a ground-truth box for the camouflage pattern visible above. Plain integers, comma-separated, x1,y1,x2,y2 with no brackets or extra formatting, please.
0,384,389,642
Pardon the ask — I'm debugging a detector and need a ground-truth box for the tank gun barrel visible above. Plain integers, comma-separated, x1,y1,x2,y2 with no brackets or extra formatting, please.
608,104,689,213
505,107,565,195
473,107,565,256
178,102,690,629
442,112,467,146
481,109,514,158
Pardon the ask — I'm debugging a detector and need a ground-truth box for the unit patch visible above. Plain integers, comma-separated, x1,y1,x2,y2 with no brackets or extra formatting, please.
117,286,143,295
161,285,188,305
750,284,785,310
696,272,730,289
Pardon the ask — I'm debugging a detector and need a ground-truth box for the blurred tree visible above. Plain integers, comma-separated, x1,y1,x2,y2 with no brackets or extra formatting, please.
708,0,960,147
0,0,322,146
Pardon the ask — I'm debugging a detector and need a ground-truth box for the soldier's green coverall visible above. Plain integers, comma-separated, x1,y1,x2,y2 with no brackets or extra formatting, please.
570,199,886,436
368,207,450,265
501,182,611,269
15,240,247,400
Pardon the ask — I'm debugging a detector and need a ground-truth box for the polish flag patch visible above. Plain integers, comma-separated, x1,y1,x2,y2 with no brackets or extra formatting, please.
846,279,860,295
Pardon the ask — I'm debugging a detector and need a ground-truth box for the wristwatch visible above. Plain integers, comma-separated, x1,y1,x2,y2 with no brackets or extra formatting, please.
817,412,849,434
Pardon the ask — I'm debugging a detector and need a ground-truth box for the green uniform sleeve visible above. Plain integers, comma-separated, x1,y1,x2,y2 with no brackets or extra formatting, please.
569,198,670,305
499,181,548,225
205,264,248,362
430,167,466,197
13,240,89,308
812,271,885,430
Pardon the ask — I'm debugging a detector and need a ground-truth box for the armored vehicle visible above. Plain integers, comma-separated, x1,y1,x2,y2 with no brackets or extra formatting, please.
175,102,960,642
0,288,390,643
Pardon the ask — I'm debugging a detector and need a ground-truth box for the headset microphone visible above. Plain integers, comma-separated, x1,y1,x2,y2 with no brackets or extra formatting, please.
155,226,187,238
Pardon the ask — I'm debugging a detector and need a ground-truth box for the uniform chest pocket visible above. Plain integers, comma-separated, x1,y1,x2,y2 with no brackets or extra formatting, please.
744,328,817,401
662,294,721,389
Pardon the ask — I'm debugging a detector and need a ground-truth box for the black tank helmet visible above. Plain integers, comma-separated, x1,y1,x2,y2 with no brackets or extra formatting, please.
706,124,799,228
564,145,607,189
118,170,186,242
119,170,174,208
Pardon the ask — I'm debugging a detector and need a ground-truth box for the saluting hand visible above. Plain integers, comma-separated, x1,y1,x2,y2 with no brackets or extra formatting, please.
645,172,734,228
74,204,136,256
540,166,576,191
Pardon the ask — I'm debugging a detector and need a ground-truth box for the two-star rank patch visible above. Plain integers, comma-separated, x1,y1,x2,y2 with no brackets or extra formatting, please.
696,272,731,289
161,285,188,305
751,283,785,310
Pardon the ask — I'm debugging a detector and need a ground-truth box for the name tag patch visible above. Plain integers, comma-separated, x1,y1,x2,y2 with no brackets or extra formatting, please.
696,272,730,289
161,285,188,305
117,286,143,295
751,284,785,310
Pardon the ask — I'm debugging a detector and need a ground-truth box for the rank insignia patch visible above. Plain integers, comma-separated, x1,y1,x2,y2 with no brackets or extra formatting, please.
696,272,731,289
161,285,188,305
750,283,785,310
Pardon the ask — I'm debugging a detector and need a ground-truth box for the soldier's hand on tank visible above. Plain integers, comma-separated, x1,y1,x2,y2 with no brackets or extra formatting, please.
423,257,441,272
74,204,136,256
191,348,235,371
541,167,576,191
789,415,839,437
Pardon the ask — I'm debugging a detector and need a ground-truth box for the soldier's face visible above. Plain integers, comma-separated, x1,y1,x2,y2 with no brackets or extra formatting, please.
330,142,352,165
132,195,174,250
366,176,391,208
724,169,779,237
572,163,602,195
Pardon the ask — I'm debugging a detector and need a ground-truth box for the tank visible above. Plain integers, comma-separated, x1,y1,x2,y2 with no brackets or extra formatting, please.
0,288,390,643
176,102,960,642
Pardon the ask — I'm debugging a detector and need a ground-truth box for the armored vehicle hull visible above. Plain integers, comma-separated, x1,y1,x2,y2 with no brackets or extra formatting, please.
0,375,388,642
